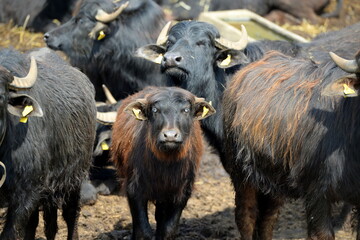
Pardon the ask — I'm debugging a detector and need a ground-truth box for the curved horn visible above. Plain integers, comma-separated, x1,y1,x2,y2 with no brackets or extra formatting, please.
97,111,117,125
215,25,248,50
10,56,38,90
95,1,129,23
329,52,359,73
102,84,117,104
96,101,107,107
156,21,172,45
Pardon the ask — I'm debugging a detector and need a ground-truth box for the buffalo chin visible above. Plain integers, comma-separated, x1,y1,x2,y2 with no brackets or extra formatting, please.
158,141,183,152
162,67,187,80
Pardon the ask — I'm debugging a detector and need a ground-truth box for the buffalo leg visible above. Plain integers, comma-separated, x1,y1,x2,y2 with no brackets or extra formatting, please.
62,189,81,240
233,181,258,240
24,208,39,240
127,193,153,240
43,201,58,240
305,195,334,240
255,193,284,240
155,201,186,239
1,205,18,240
1,196,38,240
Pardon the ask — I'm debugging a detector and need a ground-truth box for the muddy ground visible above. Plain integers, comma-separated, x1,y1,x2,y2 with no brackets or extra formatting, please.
0,0,359,239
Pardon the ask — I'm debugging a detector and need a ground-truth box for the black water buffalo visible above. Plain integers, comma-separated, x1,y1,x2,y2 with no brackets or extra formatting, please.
0,0,79,32
157,0,342,24
222,50,360,239
0,47,96,239
109,86,215,239
44,0,167,102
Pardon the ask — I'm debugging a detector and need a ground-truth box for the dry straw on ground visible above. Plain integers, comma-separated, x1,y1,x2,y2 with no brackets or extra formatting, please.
0,20,45,52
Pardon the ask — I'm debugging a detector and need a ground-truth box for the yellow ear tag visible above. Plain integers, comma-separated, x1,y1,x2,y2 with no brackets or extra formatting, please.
101,142,109,151
19,117,28,123
52,19,61,26
22,105,34,117
19,105,33,123
220,54,231,66
97,31,106,40
154,54,163,64
202,106,209,118
132,108,142,120
343,83,355,95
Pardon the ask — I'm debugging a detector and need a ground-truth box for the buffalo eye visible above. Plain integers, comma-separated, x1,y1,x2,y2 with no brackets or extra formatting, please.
183,108,190,113
196,40,205,47
166,41,173,49
152,107,158,113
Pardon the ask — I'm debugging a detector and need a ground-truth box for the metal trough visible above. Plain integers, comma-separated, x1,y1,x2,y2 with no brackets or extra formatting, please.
199,9,309,43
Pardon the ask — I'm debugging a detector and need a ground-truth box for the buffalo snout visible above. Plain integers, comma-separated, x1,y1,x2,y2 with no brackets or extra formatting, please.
160,128,182,143
44,32,62,51
163,52,183,68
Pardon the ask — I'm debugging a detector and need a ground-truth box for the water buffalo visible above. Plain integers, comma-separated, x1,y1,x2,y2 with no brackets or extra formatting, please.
222,50,360,239
0,47,96,239
44,0,167,102
104,86,215,239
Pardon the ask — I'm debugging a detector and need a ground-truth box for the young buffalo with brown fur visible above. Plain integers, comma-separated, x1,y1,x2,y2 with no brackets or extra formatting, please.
110,86,215,240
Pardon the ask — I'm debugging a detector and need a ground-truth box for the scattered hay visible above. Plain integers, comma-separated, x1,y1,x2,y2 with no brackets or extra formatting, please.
281,19,331,40
0,21,45,52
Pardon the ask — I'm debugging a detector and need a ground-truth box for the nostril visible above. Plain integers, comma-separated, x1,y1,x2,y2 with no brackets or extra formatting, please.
43,33,49,41
175,56,182,62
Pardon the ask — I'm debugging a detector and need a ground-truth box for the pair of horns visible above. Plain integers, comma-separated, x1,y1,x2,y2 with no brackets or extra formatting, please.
156,22,248,51
10,56,38,90
329,52,360,73
95,1,129,23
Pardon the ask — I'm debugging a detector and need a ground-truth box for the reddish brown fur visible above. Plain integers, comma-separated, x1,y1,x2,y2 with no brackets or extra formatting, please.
111,86,203,198
226,51,322,166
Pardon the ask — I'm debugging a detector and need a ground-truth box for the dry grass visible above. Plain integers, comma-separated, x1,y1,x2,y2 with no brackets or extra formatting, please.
280,0,360,40
0,21,45,52
281,19,331,39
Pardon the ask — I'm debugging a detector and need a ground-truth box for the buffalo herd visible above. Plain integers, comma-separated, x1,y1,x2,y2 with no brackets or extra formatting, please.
0,0,359,239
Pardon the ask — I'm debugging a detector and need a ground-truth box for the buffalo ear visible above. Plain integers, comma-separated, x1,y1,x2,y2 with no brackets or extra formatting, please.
124,98,148,121
194,98,216,120
135,45,166,64
88,22,110,40
321,74,359,97
7,93,43,118
216,49,249,69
